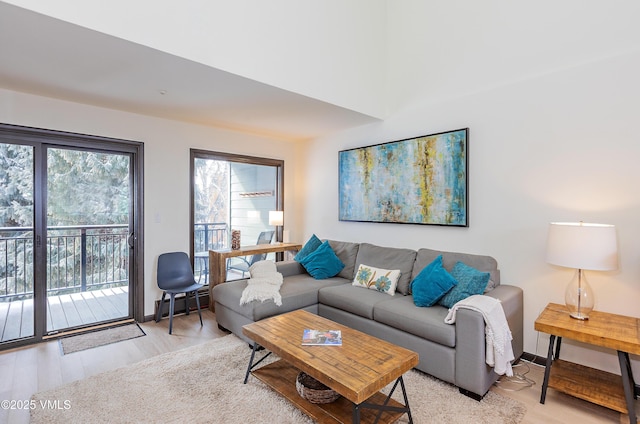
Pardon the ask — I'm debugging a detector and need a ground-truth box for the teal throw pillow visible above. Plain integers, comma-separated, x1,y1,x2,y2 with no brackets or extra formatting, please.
438,261,490,308
410,255,458,307
294,234,322,262
298,241,345,279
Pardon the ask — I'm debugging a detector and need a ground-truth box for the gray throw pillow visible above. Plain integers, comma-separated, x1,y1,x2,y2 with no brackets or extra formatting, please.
327,240,360,280
354,243,417,295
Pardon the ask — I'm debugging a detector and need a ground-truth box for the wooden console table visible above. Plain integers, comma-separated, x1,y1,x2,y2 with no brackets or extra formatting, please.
535,303,640,423
207,242,301,311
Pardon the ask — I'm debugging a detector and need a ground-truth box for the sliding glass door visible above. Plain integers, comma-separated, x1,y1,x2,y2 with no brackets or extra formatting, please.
45,147,133,334
0,142,35,342
0,124,143,349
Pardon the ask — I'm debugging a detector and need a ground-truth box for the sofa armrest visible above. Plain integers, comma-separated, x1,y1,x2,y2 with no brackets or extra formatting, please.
454,284,523,397
275,260,307,278
486,285,524,359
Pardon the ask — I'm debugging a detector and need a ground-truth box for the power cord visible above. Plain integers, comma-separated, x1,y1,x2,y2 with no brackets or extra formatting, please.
494,362,536,391
495,306,551,392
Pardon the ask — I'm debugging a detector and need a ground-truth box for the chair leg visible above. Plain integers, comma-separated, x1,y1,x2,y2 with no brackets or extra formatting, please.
194,290,203,327
168,293,176,335
185,291,190,316
155,292,167,323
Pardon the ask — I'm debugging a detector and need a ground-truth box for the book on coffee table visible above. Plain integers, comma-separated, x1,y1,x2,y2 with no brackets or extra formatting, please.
302,329,342,346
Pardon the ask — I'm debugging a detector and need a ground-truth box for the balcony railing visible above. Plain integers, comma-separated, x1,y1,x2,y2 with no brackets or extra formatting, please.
0,223,228,301
0,225,130,302
193,222,228,279
194,222,228,252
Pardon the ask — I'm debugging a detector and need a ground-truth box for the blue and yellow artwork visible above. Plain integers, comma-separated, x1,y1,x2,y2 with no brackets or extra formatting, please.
339,129,468,226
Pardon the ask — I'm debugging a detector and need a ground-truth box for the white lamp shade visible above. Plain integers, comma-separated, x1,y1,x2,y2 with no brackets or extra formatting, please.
268,210,284,226
546,222,618,271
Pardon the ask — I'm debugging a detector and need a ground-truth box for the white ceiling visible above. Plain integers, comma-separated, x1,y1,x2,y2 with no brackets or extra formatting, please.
0,2,380,141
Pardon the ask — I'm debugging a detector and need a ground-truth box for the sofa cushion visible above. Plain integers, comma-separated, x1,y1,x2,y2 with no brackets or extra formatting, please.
352,264,401,296
212,274,347,321
373,295,456,347
294,234,322,262
327,240,360,280
412,248,499,292
410,255,457,307
354,243,417,295
319,284,390,320
298,241,345,279
438,262,490,308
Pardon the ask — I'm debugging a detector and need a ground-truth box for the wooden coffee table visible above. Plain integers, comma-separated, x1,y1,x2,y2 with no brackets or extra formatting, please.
242,310,419,424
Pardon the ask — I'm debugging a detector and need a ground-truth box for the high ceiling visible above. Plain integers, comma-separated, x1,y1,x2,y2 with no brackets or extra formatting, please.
0,2,379,141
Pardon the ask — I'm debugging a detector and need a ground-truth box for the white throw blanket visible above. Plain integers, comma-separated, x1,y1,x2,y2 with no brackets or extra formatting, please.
444,295,514,376
239,260,284,306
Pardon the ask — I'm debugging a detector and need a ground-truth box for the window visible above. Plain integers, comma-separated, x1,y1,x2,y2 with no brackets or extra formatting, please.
190,150,283,283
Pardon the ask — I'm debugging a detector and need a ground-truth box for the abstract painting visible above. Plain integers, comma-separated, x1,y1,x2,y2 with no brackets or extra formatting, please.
339,128,468,226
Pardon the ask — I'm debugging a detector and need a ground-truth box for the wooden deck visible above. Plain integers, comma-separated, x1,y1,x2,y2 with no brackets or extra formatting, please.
0,287,129,342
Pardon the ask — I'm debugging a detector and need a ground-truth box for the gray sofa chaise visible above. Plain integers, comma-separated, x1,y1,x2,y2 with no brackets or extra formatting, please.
212,240,523,399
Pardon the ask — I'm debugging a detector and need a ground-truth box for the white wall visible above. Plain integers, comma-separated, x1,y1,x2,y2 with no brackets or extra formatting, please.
386,0,640,113
303,49,640,374
0,88,303,316
4,0,388,119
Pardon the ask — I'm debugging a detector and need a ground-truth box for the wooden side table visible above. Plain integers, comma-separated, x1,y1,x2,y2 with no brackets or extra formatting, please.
535,303,640,423
207,242,302,311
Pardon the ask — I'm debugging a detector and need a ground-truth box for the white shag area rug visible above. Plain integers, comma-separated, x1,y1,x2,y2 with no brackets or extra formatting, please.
32,334,525,423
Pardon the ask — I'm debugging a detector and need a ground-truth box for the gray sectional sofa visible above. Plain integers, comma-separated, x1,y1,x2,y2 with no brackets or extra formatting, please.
212,240,523,399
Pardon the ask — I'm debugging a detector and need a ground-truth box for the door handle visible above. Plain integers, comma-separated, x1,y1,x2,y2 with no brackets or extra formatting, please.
128,233,136,249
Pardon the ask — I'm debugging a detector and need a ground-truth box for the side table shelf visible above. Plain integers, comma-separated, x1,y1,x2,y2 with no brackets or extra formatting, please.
548,359,629,414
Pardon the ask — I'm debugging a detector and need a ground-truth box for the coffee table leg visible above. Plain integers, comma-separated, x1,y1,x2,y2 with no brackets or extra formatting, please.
352,404,361,423
243,342,271,384
398,376,413,424
354,376,413,424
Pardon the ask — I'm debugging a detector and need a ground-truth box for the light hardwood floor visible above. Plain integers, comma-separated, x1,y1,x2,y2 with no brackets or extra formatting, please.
0,311,636,424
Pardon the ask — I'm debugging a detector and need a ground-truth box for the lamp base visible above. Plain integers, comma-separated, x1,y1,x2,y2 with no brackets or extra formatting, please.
569,311,589,320
565,269,594,320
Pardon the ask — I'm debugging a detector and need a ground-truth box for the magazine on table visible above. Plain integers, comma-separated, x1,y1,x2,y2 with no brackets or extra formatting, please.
302,329,342,346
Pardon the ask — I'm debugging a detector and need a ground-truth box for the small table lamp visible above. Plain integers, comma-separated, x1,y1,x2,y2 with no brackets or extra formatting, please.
269,210,284,243
545,222,618,320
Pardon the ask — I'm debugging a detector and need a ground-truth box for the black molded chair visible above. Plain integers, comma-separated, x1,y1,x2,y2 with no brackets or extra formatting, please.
226,230,275,278
155,252,203,334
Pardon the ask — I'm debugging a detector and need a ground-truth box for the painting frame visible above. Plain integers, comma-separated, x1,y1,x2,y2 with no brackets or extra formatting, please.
338,128,468,227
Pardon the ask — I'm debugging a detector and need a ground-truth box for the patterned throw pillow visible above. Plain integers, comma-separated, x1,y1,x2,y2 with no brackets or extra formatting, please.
352,264,401,296
438,261,490,308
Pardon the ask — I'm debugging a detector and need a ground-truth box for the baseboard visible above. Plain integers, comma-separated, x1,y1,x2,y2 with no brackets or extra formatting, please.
520,351,547,367
146,289,209,322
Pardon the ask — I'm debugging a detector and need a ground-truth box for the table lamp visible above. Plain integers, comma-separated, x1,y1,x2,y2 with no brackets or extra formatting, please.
269,210,284,243
545,222,618,320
